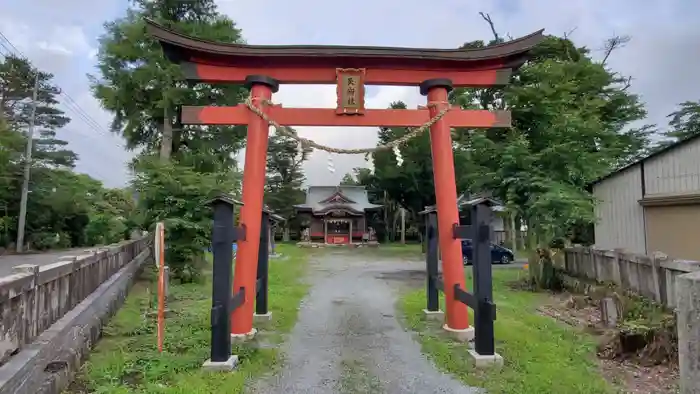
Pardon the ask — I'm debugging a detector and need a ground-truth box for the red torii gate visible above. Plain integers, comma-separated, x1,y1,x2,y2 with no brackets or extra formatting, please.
147,20,543,340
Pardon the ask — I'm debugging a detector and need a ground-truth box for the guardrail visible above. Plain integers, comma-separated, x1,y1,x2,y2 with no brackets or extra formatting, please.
0,237,150,366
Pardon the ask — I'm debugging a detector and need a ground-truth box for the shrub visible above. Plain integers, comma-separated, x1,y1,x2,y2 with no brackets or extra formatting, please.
131,157,239,283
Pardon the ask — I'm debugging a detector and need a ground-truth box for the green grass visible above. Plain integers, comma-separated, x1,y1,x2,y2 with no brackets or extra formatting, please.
353,242,423,259
400,268,617,394
67,245,309,394
515,249,532,261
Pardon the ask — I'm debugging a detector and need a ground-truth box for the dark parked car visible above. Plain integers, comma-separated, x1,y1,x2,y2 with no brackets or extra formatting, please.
461,239,514,265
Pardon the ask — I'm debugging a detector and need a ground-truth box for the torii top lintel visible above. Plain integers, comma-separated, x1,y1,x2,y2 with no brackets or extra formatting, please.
145,20,545,87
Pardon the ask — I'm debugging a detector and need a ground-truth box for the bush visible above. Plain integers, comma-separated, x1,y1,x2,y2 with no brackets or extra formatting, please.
528,247,564,290
85,214,127,246
28,231,71,250
132,157,239,283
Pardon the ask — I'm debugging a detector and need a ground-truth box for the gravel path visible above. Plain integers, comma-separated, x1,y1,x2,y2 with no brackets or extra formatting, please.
252,250,481,394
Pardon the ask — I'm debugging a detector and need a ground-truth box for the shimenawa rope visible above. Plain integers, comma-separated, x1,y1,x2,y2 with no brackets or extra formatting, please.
243,95,451,155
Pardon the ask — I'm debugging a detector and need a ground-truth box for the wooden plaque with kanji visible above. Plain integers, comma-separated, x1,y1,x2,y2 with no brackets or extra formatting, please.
336,68,366,115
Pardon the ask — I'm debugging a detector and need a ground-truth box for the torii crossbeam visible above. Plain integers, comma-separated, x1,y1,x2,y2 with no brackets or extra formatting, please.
147,19,543,343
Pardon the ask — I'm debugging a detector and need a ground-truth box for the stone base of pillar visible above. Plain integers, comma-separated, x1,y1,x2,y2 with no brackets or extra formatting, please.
202,355,239,372
442,324,475,342
231,328,257,343
467,349,504,369
254,312,273,323
422,309,444,321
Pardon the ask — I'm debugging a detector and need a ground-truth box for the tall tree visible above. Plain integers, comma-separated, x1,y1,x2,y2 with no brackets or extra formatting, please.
0,119,23,245
368,101,447,242
451,30,650,244
92,0,248,279
665,101,700,142
0,55,77,168
90,0,247,166
340,173,358,185
264,132,311,234
352,167,375,187
371,101,458,218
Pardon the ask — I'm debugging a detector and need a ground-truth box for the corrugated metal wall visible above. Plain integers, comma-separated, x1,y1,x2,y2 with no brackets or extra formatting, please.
644,138,700,196
593,137,700,254
593,165,646,254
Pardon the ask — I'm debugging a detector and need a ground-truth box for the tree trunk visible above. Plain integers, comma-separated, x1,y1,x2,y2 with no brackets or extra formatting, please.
400,208,406,244
160,106,173,161
515,215,524,250
171,123,182,155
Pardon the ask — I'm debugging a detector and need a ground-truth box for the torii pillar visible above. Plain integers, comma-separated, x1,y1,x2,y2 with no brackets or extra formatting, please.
230,76,279,338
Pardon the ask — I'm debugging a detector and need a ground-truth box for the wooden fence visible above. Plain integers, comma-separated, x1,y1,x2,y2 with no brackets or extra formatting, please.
563,247,700,308
0,236,151,365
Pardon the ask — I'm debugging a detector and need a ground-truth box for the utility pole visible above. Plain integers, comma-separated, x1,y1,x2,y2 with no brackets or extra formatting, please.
16,73,39,253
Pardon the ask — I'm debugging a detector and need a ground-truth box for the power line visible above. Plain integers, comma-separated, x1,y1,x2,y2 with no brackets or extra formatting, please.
0,31,21,56
0,31,126,183
0,27,128,180
0,28,126,151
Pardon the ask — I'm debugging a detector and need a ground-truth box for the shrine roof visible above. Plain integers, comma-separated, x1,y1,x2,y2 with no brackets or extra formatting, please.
263,205,285,222
420,193,505,214
294,186,381,214
146,19,545,70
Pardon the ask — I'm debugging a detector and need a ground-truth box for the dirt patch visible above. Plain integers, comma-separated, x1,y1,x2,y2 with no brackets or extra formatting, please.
64,378,91,394
537,292,679,394
598,359,679,394
376,269,427,289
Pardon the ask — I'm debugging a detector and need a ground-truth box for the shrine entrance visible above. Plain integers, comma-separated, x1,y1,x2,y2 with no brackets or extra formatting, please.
325,216,351,245
146,20,543,368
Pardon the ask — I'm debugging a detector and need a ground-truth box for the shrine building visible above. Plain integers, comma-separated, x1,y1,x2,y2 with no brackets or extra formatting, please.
294,186,382,244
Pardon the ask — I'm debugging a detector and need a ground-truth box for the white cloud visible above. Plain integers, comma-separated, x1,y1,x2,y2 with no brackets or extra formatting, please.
0,2,132,187
0,19,91,57
220,0,700,186
36,41,72,55
49,25,92,55
56,90,134,187
3,0,700,188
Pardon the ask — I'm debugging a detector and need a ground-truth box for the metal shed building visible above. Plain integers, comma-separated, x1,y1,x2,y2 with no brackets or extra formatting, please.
591,134,700,260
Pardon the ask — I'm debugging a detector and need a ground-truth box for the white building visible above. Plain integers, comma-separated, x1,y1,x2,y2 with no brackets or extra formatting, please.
591,135,700,260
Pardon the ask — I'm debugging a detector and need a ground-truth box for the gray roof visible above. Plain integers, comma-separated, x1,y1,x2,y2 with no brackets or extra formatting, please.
294,186,382,214
588,132,700,187
263,205,285,222
419,194,504,214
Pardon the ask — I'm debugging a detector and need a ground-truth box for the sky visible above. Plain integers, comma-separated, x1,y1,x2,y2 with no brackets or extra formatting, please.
1,0,699,188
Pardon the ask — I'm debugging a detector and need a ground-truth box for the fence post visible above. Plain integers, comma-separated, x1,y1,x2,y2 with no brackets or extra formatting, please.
255,211,271,322
471,203,495,356
203,196,238,370
676,270,700,394
423,211,443,320
650,252,664,303
12,264,40,343
611,248,622,284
